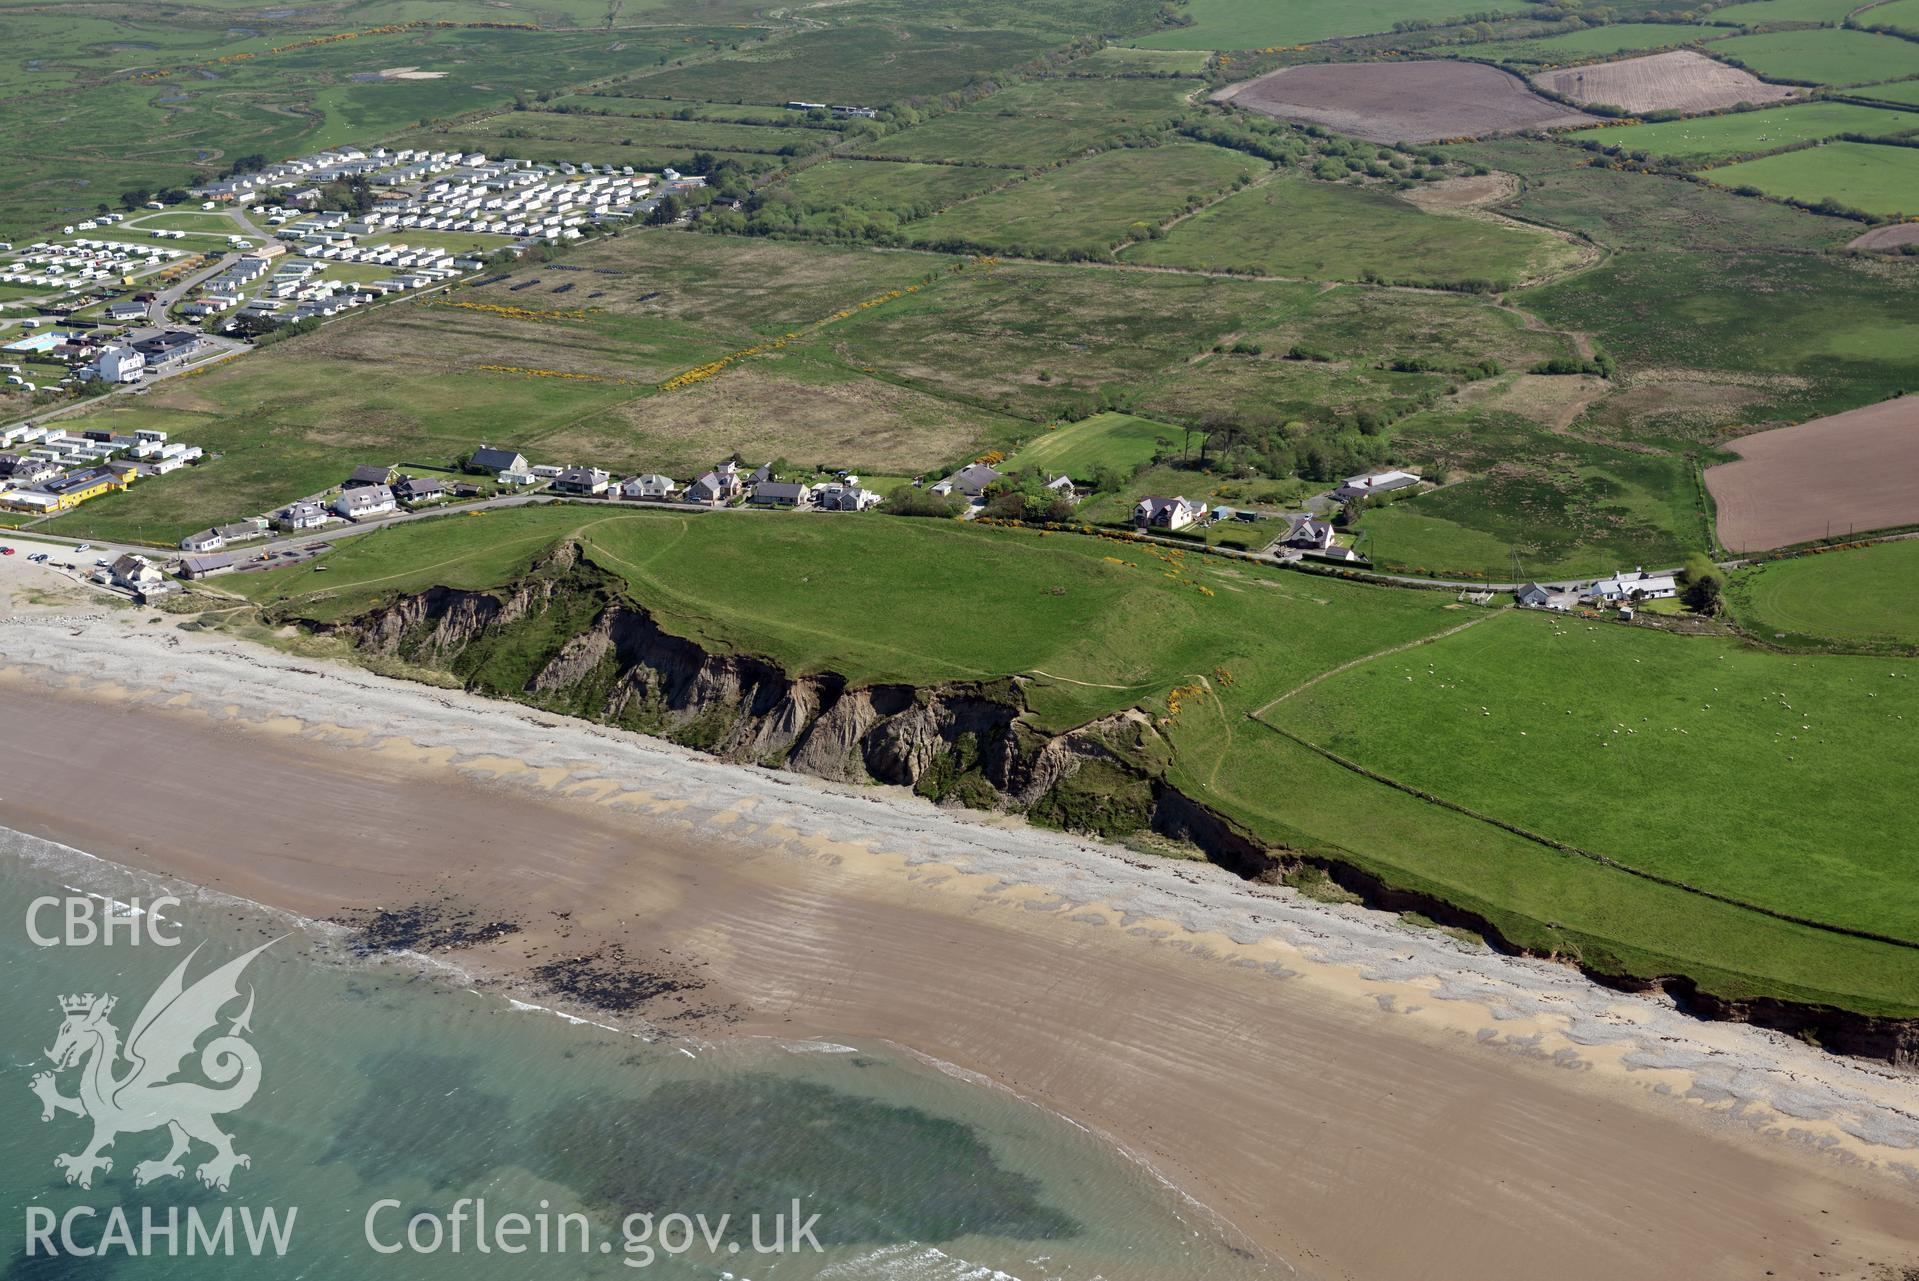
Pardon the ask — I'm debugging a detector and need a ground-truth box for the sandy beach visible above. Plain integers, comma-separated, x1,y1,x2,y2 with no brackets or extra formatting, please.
2,559,1917,1280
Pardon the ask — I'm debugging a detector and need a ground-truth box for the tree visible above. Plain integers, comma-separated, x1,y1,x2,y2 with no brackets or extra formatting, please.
647,194,683,226
119,188,152,210
1678,554,1724,613
884,484,962,518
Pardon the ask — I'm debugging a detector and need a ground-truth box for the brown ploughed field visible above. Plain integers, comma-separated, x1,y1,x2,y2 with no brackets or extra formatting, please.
1533,50,1801,115
1705,397,1919,552
1217,60,1597,143
1848,223,1919,252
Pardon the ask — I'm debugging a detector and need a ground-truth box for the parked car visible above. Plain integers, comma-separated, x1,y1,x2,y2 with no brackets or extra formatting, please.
72,543,90,552
0,546,13,556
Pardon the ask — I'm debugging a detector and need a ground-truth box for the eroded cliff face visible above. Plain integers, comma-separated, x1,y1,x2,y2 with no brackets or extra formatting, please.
310,548,1159,825
294,546,1919,1064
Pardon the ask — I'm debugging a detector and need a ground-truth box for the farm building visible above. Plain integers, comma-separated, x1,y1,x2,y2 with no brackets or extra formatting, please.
178,553,235,580
467,446,528,475
1588,568,1678,602
1334,470,1422,503
344,464,398,489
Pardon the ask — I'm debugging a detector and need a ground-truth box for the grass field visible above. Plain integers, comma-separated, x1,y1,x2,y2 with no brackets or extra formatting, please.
1003,412,1183,478
391,110,826,170
773,160,1012,220
1571,102,1919,166
1708,0,1864,25
1352,439,1705,579
1127,283,1575,430
1707,141,1919,217
1434,23,1731,65
853,77,1203,167
1071,47,1213,74
1863,0,1919,34
1729,540,1919,649
224,507,1919,1017
1856,79,1919,107
1130,0,1525,49
1521,250,1919,431
1266,608,1919,944
1449,136,1860,251
1710,28,1919,86
38,232,981,541
908,143,1265,256
486,111,837,155
1121,174,1582,287
550,96,819,125
232,502,1463,732
629,25,1058,104
796,260,1316,420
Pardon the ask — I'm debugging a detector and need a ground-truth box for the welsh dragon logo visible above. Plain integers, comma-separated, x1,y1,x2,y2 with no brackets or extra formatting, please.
30,940,274,1192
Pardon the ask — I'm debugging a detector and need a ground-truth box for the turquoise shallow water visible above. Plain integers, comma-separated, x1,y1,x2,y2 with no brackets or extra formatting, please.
0,828,1274,1280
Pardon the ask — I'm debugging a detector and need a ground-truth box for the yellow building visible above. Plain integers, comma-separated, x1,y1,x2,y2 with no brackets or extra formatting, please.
41,467,128,510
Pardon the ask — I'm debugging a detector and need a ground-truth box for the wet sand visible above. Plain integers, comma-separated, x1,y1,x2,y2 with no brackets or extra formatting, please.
2,573,1917,1279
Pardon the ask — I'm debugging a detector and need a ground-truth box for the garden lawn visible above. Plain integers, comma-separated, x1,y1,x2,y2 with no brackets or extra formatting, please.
1120,175,1581,288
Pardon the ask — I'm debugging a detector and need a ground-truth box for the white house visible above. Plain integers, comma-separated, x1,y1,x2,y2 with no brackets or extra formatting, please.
932,462,1001,499
551,466,610,496
334,485,397,521
1284,517,1335,550
274,500,333,531
179,529,225,553
1588,567,1677,603
89,345,145,384
1133,496,1205,532
109,554,164,592
620,474,678,501
814,480,881,512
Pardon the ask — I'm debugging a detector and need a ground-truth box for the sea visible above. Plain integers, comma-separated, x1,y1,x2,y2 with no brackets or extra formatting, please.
0,827,1279,1281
